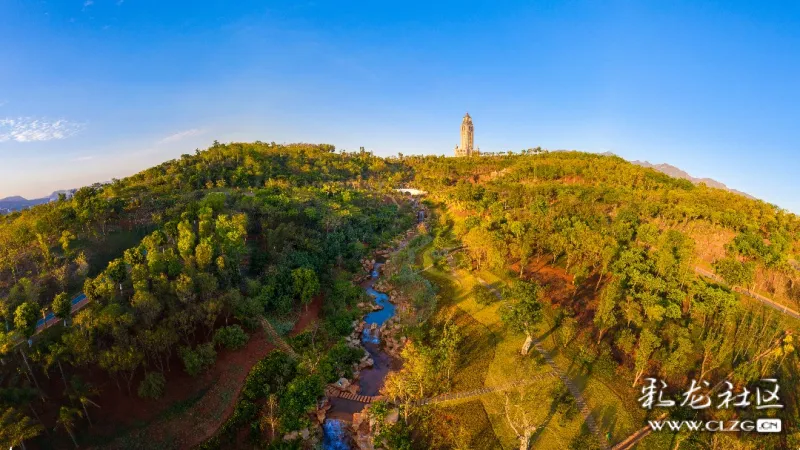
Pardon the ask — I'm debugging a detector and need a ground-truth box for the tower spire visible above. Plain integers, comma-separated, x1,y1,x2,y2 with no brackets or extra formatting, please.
455,113,475,157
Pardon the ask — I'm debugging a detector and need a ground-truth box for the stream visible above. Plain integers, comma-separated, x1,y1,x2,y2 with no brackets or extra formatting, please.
323,260,398,449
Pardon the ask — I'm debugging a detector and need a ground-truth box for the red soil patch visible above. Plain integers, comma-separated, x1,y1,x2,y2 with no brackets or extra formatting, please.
87,302,322,449
512,257,602,327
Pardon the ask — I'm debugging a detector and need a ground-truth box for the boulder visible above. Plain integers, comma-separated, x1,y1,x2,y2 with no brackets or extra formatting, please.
335,378,351,390
300,428,310,440
283,431,299,441
386,408,400,425
358,358,374,370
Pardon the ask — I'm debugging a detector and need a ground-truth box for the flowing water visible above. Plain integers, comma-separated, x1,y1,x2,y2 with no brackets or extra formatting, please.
322,260,398,449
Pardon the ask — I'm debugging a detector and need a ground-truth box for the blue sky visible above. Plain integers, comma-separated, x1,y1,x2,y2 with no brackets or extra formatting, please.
1,1,799,211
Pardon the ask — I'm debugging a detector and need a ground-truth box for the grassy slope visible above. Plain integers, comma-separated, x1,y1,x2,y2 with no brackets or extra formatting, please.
416,239,643,449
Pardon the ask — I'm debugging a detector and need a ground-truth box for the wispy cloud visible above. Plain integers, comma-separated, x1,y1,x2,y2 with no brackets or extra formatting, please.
157,128,204,145
73,156,95,161
83,0,93,7
0,118,83,143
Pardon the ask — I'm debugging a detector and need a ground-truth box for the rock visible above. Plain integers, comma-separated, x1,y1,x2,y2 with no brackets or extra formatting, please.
316,408,327,424
336,378,351,390
386,408,400,425
358,357,374,370
283,431,299,441
300,428,310,440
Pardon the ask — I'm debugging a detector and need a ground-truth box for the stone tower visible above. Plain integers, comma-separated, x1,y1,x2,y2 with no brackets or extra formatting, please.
454,113,477,157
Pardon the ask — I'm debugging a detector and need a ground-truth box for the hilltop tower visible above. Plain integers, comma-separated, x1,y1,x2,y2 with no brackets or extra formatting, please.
454,113,478,157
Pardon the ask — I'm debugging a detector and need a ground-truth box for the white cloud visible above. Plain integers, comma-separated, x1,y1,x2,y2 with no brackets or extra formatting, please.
83,0,93,7
157,128,204,144
0,118,83,143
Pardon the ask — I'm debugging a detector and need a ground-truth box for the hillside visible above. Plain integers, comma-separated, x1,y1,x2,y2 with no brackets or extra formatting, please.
0,142,416,449
386,150,800,449
1,146,798,450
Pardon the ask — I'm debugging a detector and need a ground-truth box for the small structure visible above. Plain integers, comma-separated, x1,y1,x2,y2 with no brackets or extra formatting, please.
393,188,427,196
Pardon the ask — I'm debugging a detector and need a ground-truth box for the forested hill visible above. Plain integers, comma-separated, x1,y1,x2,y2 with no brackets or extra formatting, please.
0,142,415,449
402,151,800,444
2,144,799,448
405,150,800,304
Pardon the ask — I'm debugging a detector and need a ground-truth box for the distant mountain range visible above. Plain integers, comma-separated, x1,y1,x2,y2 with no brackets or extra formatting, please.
629,160,755,199
0,189,77,214
591,151,753,199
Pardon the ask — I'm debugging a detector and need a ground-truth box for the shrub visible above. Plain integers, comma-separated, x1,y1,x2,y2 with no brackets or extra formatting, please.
323,308,359,338
279,374,324,432
320,342,364,382
472,284,497,306
214,325,250,350
180,343,217,376
138,372,166,399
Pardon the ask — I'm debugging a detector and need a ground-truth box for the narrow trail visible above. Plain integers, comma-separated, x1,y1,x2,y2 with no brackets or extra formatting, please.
531,340,604,443
610,413,668,450
259,317,298,358
476,277,607,447
415,375,549,406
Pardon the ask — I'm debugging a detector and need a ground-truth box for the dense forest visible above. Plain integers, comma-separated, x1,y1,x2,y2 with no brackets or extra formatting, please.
2,145,799,449
0,142,416,449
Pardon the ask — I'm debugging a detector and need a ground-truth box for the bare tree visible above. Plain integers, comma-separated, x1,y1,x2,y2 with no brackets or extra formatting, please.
503,393,539,450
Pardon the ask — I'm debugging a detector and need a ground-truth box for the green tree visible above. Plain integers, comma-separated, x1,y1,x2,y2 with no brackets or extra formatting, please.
714,257,756,289
632,329,661,386
177,220,196,261
292,267,320,311
54,406,82,448
0,407,43,450
52,292,72,324
213,324,249,350
138,372,166,399
500,281,544,355
14,302,39,338
59,230,76,259
67,377,100,426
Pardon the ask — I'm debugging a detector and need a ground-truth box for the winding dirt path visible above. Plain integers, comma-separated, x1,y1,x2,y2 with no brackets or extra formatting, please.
99,298,321,450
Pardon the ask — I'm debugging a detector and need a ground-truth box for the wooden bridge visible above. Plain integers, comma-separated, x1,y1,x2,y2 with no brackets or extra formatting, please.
325,375,547,407
325,386,383,404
